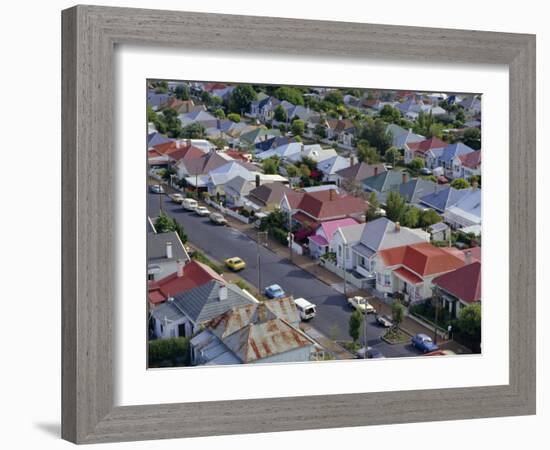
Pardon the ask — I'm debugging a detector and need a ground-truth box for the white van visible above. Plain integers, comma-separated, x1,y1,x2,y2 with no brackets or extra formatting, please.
182,198,198,211
294,297,317,321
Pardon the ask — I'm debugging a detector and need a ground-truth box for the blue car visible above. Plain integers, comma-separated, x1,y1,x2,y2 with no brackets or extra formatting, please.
411,333,439,353
264,284,285,299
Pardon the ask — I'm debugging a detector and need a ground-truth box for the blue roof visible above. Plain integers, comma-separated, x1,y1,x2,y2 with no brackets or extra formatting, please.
439,143,475,164
147,132,173,148
420,187,470,213
147,91,171,109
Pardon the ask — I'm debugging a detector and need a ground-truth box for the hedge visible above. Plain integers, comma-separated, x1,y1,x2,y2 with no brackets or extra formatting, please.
148,337,190,367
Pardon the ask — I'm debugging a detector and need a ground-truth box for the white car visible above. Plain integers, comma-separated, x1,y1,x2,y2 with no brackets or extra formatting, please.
347,296,376,314
294,297,317,321
149,184,164,194
182,198,198,211
194,206,210,216
169,193,185,203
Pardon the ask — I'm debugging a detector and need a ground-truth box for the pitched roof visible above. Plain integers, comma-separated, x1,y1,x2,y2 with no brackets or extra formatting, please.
318,155,351,175
379,242,464,277
399,178,443,203
459,150,481,169
406,137,448,154
335,162,387,183
439,142,475,163
420,187,470,213
247,182,293,207
148,260,225,305
287,189,367,221
318,218,359,241
433,261,481,303
147,231,189,264
363,170,409,193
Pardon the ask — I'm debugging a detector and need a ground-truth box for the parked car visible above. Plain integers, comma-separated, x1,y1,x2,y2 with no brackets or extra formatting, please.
209,212,227,225
182,198,198,211
194,206,210,216
420,167,433,175
347,296,376,314
366,346,385,359
264,284,285,299
293,297,316,321
224,257,246,271
375,313,393,328
169,193,185,203
149,184,164,194
411,333,439,353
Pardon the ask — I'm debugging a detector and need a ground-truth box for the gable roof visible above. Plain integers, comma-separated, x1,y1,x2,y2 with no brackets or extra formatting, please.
247,182,294,207
459,150,481,169
362,170,409,193
379,242,464,277
439,142,475,163
147,132,174,148
286,189,367,221
406,137,448,154
335,162,387,183
433,261,481,303
420,186,470,213
148,260,225,305
317,155,351,176
147,231,189,265
399,178,443,203
318,218,359,241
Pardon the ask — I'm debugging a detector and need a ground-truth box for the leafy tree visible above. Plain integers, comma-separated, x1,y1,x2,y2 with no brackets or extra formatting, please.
314,123,326,138
300,156,317,172
200,90,211,104
291,119,305,137
262,157,280,175
419,209,442,228
227,113,241,123
379,104,401,123
324,90,344,106
154,212,188,244
450,178,470,189
181,122,206,139
161,108,183,138
175,85,190,100
385,191,406,222
213,108,225,119
462,128,481,150
210,137,228,149
468,175,481,187
366,191,381,221
286,164,300,178
414,111,444,138
358,119,393,154
273,86,305,105
161,166,176,182
274,104,288,122
356,139,380,164
456,303,481,341
391,299,406,331
385,147,400,165
349,310,363,343
148,337,190,366
154,80,168,93
299,163,311,179
408,157,425,173
455,109,465,123
229,84,257,113
401,205,420,228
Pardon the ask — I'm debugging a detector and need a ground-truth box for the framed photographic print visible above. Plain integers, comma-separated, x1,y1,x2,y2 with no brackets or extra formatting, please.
62,5,536,444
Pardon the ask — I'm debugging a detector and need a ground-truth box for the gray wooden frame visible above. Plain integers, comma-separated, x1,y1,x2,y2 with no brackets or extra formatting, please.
62,4,536,444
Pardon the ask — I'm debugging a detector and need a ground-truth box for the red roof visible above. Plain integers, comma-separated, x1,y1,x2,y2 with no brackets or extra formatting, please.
147,260,224,305
407,137,448,154
394,267,423,284
151,142,205,162
380,242,464,277
287,190,367,221
432,261,481,303
458,150,481,169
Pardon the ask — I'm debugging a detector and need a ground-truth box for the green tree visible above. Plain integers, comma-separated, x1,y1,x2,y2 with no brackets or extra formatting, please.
229,84,257,113
273,104,287,122
213,108,225,119
385,147,400,165
401,205,420,228
291,119,305,137
359,119,393,154
462,128,481,150
154,80,168,93
419,209,442,228
273,86,305,105
262,157,280,175
285,164,300,178
227,113,241,123
379,104,401,123
356,139,380,164
148,337,190,367
385,191,406,222
456,303,481,341
455,109,465,123
366,191,381,221
391,299,406,331
349,309,363,343
450,178,470,189
200,90,211,104
314,123,327,138
324,90,344,106
181,122,206,139
175,85,190,100
154,212,188,244
408,157,425,173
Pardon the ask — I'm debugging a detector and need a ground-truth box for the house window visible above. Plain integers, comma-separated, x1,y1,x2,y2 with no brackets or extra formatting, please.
147,273,155,281
358,256,366,268
338,245,342,257
384,274,391,286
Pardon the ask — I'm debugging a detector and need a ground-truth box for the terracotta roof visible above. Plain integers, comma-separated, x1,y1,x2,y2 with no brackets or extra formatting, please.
433,261,481,303
394,267,423,284
458,150,481,169
288,189,367,221
407,137,448,154
148,260,225,305
379,242,464,277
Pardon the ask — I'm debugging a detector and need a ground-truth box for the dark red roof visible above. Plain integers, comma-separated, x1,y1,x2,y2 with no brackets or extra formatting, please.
459,150,481,169
407,137,448,154
432,261,481,303
288,190,367,221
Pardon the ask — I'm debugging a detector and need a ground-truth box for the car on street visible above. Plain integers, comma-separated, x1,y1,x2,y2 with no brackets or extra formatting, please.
375,313,393,328
347,296,376,314
264,284,285,299
169,193,185,203
194,206,210,216
182,198,198,211
293,297,316,320
224,257,246,271
420,167,433,175
149,184,164,194
411,333,439,353
209,212,227,225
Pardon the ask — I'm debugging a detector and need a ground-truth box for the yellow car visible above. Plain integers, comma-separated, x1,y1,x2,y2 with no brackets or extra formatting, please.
225,257,246,271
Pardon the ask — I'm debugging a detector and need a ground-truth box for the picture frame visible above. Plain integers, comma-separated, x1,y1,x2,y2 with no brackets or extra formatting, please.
61,4,536,444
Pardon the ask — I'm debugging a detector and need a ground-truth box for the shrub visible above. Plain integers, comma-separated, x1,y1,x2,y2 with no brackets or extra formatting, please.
148,337,190,367
191,250,224,274
270,227,288,246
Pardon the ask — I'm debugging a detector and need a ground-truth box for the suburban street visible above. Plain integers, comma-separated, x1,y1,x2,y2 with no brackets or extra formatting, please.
148,191,422,358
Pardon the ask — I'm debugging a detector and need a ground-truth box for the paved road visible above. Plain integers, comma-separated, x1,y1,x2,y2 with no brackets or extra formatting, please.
149,192,421,358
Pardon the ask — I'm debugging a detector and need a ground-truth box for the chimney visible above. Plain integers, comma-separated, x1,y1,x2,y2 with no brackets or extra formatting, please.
165,241,173,259
402,172,408,184
395,221,401,232
374,166,379,176
464,250,472,265
218,284,228,301
255,174,261,188
176,259,185,278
